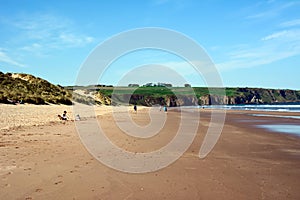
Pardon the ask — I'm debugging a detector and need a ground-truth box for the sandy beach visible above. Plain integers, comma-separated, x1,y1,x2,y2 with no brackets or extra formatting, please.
0,104,300,199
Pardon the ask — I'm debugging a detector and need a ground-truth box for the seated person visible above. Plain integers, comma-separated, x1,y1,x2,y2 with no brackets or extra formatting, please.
75,114,81,121
58,111,68,120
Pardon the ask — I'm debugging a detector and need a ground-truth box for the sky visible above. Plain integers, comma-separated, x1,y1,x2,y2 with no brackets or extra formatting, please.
0,0,299,89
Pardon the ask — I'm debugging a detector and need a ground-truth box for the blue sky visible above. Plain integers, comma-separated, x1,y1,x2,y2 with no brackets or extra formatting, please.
0,0,299,89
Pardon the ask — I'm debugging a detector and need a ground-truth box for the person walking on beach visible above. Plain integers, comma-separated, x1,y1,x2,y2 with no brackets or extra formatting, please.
133,104,137,113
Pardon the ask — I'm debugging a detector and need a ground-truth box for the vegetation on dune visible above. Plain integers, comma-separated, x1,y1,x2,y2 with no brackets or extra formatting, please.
0,72,72,105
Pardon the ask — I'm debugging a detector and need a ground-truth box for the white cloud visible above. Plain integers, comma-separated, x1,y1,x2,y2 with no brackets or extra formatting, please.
216,29,300,71
19,43,48,58
20,43,42,51
59,33,94,47
246,1,298,20
10,13,95,50
0,13,96,68
262,29,300,42
244,0,300,75
261,30,288,40
280,19,300,27
0,49,25,67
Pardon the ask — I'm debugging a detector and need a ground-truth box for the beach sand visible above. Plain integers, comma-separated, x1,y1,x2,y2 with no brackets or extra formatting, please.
0,105,300,199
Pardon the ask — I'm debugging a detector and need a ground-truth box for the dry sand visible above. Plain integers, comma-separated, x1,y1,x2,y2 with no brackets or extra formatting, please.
0,104,300,199
0,104,116,130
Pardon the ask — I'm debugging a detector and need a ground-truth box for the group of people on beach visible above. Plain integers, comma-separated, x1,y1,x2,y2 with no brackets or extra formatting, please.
58,105,167,121
133,104,168,113
159,105,168,112
58,111,81,121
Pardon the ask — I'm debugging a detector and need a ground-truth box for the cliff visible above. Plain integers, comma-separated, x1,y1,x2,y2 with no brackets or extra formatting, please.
202,87,300,105
95,87,300,106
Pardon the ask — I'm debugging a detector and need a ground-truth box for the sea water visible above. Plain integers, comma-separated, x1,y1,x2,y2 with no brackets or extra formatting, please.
198,103,300,136
257,124,300,137
201,103,300,112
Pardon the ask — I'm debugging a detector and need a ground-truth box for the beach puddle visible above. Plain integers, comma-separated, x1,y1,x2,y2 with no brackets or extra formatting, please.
257,124,300,137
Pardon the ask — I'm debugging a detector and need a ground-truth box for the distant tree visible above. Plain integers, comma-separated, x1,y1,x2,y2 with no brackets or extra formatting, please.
184,83,191,87
165,83,172,87
128,84,139,87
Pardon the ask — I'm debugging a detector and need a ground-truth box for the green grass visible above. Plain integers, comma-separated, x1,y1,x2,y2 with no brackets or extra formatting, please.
97,86,230,97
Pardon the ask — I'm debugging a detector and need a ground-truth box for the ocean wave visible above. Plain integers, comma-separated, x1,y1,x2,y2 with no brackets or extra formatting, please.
198,104,300,112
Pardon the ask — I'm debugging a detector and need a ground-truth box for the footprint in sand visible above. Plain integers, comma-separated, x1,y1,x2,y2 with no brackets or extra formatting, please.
0,166,16,176
54,180,63,185
54,175,64,185
1,183,11,187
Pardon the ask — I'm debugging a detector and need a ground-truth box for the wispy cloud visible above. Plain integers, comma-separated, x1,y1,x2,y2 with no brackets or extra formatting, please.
280,18,300,27
0,12,96,68
19,43,46,57
8,13,95,51
261,30,288,40
246,1,298,20
233,1,300,72
216,29,300,71
59,33,94,47
0,48,25,67
262,29,300,42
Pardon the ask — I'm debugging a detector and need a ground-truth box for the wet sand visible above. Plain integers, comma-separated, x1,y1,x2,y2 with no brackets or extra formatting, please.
0,106,300,199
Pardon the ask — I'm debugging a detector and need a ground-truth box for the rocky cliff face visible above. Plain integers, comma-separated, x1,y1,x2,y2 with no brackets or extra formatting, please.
94,93,199,107
74,87,300,106
166,95,199,107
200,88,300,105
110,88,299,106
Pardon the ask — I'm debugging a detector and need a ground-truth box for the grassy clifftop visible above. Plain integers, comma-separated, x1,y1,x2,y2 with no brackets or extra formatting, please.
0,72,72,105
94,86,300,106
